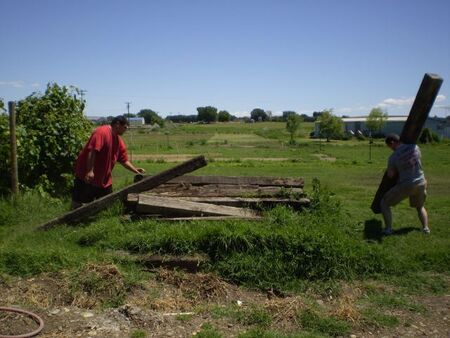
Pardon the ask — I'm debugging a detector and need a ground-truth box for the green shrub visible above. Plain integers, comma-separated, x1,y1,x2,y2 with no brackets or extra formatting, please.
419,128,441,144
0,83,92,195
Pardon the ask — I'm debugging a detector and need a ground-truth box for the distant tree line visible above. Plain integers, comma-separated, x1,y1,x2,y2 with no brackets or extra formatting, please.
114,104,322,125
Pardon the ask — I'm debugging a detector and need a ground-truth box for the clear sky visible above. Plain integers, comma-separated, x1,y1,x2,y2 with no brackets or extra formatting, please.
1,0,449,118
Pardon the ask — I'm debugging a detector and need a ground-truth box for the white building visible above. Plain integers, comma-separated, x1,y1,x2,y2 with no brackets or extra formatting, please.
314,116,449,138
128,117,145,126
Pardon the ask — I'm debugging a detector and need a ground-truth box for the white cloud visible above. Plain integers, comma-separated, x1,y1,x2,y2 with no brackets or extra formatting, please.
232,111,250,117
377,94,446,109
436,94,446,102
0,80,25,88
0,80,41,88
335,106,370,115
377,97,414,108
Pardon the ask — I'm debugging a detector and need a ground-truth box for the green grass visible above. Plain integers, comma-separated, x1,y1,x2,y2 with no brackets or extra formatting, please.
195,323,223,338
130,329,147,338
298,309,351,337
361,308,400,328
0,122,449,330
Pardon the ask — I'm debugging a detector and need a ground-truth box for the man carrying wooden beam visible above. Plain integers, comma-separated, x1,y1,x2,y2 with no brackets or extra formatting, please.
380,133,429,235
71,115,146,209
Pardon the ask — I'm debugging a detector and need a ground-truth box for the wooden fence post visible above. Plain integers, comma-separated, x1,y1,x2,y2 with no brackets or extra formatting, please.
8,101,19,195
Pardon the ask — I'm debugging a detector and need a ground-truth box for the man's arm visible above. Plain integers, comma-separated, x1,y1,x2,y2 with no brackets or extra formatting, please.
121,160,146,175
386,167,397,179
84,150,96,183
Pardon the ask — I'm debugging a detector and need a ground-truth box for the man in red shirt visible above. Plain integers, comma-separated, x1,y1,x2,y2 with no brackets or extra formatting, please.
71,115,145,209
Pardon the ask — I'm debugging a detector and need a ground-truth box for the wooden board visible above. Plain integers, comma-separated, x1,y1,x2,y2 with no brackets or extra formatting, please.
38,155,207,230
132,215,262,221
128,194,310,210
166,175,305,187
143,184,304,197
136,195,259,218
371,73,443,213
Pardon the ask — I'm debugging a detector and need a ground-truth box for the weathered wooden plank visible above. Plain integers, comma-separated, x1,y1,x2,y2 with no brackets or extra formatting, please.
136,195,259,218
371,73,443,213
166,175,305,187
131,215,262,221
144,185,304,197
38,155,207,230
129,194,310,210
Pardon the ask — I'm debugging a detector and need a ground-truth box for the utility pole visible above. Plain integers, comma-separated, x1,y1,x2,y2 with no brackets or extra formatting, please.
8,102,18,195
80,89,87,101
125,101,133,161
125,101,131,116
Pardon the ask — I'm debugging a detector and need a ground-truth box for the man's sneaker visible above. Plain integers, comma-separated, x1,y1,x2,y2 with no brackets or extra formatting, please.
382,228,393,236
422,227,430,234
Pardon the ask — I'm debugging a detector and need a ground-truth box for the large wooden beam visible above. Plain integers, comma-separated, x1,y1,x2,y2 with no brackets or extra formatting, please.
139,185,304,197
38,155,207,230
371,73,443,213
136,195,259,218
128,194,310,210
166,175,305,187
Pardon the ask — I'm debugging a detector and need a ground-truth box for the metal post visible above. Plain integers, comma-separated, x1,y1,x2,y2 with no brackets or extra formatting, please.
8,101,19,194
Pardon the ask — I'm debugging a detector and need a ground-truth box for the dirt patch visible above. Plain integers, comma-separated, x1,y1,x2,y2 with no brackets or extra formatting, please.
312,153,336,162
132,154,199,162
70,263,126,309
132,154,294,162
0,272,449,337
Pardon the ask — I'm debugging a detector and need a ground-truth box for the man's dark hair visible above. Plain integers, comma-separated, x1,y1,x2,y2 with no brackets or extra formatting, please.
111,115,129,126
385,133,400,145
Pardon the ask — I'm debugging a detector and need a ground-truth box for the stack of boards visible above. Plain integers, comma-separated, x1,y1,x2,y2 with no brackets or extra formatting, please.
126,175,309,221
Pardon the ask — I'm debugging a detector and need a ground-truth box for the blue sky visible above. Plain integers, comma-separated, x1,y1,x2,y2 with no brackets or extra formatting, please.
1,0,449,117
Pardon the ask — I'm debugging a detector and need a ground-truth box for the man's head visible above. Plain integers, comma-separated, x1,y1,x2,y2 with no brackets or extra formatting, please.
111,115,129,135
385,133,400,150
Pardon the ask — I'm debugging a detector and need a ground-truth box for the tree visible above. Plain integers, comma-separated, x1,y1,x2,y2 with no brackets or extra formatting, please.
282,111,297,121
124,113,136,118
366,108,388,136
137,109,165,127
166,114,197,123
0,98,5,114
250,108,268,122
317,109,343,142
286,113,303,144
197,106,218,123
0,83,92,195
217,110,231,122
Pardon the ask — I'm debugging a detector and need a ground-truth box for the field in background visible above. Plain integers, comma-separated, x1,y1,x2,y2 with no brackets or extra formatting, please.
118,121,449,224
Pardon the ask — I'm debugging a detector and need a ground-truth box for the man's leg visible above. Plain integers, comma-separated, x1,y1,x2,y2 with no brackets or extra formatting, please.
380,198,393,234
380,184,409,235
71,178,93,210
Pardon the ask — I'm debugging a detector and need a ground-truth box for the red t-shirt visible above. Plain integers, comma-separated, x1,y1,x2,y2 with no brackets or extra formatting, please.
75,125,128,188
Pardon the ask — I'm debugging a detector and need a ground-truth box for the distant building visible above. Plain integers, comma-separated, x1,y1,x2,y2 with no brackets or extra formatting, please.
314,116,449,138
127,117,145,126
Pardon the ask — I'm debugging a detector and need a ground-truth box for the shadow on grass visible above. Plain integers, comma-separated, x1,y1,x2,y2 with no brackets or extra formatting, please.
387,227,419,236
364,219,419,242
364,219,383,242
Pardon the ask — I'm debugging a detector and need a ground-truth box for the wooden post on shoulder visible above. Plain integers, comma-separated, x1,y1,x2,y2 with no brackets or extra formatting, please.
8,101,19,195
371,73,443,213
38,155,207,230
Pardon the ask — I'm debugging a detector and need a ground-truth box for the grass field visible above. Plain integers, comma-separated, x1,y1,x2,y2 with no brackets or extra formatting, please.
1,121,449,337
